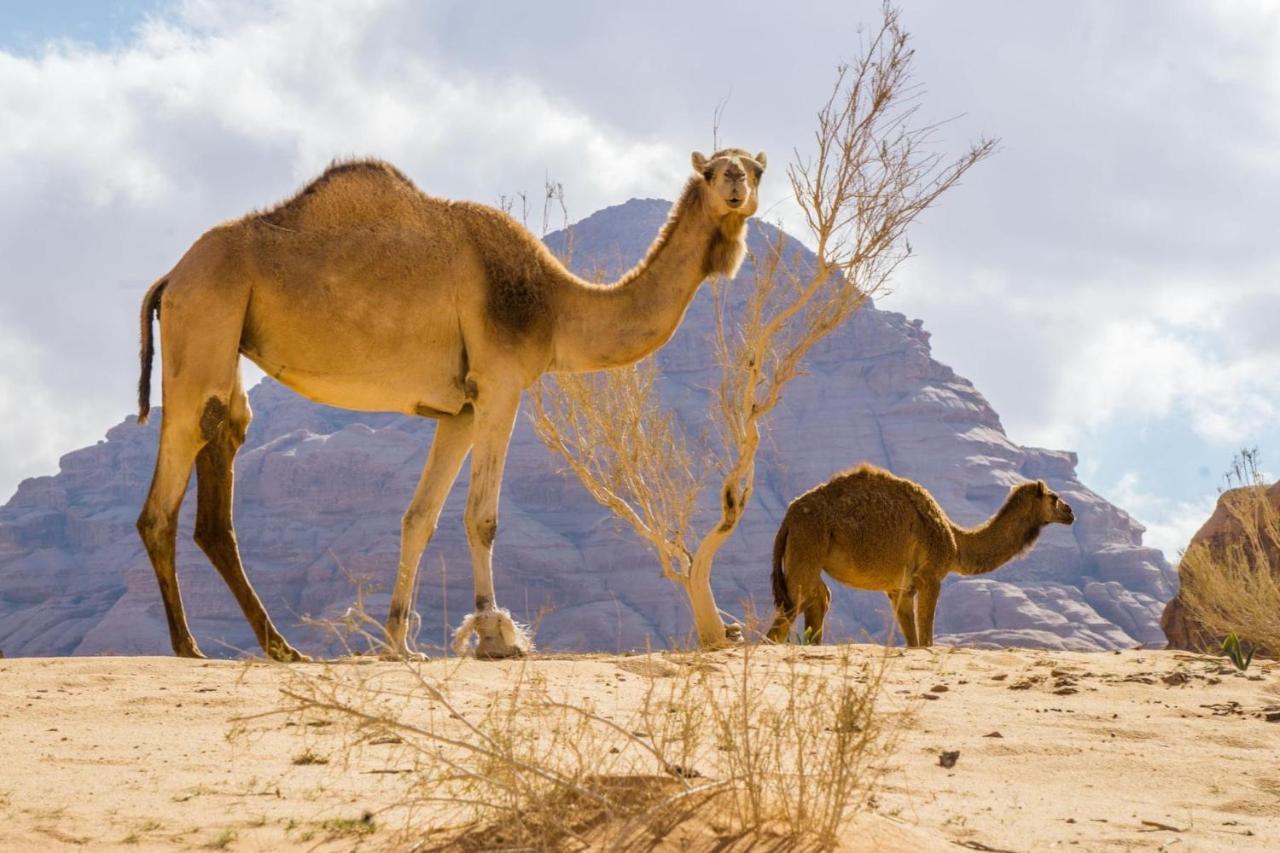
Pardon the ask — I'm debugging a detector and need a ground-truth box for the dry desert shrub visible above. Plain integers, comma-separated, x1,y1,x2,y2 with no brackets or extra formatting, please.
242,644,892,850
1179,450,1280,657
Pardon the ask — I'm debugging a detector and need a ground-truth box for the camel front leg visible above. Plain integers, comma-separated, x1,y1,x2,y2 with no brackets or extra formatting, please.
888,589,918,647
914,578,942,647
385,410,475,658
452,386,530,659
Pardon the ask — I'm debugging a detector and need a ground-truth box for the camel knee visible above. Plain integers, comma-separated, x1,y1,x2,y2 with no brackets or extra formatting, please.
466,512,498,550
192,512,233,553
401,506,438,543
136,510,177,553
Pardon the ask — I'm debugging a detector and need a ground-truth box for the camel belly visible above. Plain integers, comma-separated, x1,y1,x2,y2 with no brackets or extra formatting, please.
235,221,489,414
240,275,471,415
823,535,926,592
243,348,469,415
824,559,917,593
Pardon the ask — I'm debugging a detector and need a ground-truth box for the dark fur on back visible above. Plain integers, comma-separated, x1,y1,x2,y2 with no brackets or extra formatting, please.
772,519,795,613
137,278,168,425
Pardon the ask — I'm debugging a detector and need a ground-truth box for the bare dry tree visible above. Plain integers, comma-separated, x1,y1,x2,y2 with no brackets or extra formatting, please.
532,4,995,647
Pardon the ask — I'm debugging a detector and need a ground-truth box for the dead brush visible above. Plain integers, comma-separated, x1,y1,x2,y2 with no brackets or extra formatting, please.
236,640,893,850
1180,449,1280,657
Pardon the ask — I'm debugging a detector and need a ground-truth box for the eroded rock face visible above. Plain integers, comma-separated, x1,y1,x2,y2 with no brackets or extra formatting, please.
0,200,1176,657
1161,482,1280,652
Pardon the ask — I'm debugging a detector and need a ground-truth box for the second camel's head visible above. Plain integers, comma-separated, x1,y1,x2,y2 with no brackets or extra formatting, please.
1020,480,1076,527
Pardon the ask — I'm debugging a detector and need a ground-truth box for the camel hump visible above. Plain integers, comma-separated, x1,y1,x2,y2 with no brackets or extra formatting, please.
254,159,424,229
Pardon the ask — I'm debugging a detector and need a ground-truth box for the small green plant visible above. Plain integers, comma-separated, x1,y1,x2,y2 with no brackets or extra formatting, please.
790,625,820,645
204,828,237,850
1222,632,1255,671
321,813,375,837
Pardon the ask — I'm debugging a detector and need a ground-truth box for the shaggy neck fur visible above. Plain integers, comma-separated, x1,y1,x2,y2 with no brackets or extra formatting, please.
550,178,747,371
951,488,1046,576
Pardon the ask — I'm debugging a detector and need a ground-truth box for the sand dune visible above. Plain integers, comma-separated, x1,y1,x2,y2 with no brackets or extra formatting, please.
1,646,1277,851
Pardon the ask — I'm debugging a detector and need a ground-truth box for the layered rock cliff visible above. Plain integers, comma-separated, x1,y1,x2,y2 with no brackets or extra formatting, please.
0,199,1177,657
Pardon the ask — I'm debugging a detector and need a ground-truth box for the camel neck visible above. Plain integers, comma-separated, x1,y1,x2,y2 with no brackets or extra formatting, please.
549,184,723,372
952,499,1042,576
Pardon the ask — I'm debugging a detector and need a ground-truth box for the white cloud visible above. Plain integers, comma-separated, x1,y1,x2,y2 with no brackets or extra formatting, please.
1104,471,1219,562
905,263,1280,454
0,321,103,491
0,0,684,497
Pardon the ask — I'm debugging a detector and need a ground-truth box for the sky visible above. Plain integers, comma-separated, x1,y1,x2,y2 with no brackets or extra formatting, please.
1,0,1277,561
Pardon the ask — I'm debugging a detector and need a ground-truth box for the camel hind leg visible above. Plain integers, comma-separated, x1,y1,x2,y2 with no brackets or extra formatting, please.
768,518,829,644
801,580,831,644
136,255,254,658
137,412,206,658
193,376,307,662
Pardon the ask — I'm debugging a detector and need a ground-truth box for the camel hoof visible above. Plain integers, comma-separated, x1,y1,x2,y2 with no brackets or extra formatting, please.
174,639,206,659
474,637,527,660
451,607,532,659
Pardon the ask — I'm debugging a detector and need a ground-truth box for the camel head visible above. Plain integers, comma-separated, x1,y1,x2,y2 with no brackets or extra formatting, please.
691,148,768,219
1023,480,1076,527
689,148,767,278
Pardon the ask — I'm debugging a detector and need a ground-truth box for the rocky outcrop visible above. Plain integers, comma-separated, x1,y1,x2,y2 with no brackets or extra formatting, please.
1161,482,1280,651
0,199,1177,657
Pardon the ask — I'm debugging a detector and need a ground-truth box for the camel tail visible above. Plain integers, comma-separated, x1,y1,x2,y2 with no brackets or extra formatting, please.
771,518,794,614
137,278,167,425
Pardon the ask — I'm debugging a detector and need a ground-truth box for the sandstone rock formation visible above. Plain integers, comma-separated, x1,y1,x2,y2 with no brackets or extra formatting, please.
0,199,1177,657
1161,481,1280,651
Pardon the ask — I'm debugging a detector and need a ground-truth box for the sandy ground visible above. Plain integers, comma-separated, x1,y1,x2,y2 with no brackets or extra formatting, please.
1,646,1278,851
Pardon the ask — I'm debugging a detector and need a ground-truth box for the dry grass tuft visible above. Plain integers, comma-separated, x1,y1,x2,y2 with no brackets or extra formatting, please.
237,643,893,850
1180,450,1280,657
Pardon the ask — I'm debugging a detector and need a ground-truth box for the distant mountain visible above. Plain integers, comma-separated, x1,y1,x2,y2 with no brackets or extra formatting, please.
0,199,1176,657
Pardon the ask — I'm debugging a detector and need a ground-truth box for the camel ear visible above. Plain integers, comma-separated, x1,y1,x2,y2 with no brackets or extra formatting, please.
1036,480,1048,496
742,151,766,181
691,151,710,175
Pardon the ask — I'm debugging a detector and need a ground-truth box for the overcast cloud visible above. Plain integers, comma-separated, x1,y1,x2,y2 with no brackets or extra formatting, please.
1,0,1277,560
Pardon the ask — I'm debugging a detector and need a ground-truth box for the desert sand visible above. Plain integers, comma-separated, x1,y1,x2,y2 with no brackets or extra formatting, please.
1,645,1277,851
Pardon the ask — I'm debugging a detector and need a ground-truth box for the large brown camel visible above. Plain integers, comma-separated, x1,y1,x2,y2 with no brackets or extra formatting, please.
135,148,766,661
767,464,1074,647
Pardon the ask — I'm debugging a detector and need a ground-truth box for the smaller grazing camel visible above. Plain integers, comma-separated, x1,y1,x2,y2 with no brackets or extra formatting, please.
767,464,1075,647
